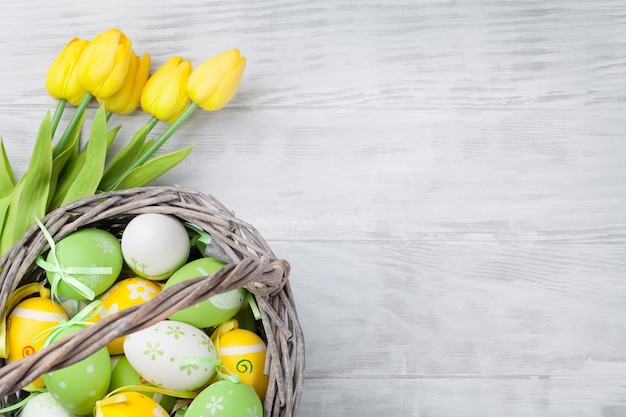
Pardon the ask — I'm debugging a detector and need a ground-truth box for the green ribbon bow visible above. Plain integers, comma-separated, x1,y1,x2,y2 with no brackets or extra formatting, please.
33,217,112,301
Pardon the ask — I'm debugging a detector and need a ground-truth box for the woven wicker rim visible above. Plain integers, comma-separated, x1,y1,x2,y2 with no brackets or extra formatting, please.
0,185,305,417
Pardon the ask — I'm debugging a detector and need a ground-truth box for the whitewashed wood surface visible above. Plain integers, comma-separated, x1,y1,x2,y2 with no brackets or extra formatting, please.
1,1,626,416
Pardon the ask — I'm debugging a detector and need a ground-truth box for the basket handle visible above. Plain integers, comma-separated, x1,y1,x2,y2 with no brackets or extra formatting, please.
0,255,289,398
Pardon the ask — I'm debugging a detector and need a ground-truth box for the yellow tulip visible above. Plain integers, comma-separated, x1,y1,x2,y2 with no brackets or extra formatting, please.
99,52,151,115
187,48,246,111
76,28,133,98
45,37,89,105
140,56,192,123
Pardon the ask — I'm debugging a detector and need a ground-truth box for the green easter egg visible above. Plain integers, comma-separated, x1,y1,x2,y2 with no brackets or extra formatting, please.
185,380,263,417
164,258,246,328
46,228,123,300
42,325,111,415
109,355,177,412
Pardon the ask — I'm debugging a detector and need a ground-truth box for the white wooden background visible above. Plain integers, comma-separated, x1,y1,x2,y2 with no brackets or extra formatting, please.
1,1,626,416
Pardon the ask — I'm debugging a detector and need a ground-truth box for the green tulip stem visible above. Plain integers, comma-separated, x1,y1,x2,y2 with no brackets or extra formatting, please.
146,115,159,132
105,103,199,191
52,93,92,159
50,99,67,138
130,103,198,169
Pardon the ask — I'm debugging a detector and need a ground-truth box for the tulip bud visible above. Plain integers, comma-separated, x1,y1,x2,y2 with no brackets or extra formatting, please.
140,56,192,123
187,48,246,111
45,38,89,105
99,52,151,115
76,28,133,98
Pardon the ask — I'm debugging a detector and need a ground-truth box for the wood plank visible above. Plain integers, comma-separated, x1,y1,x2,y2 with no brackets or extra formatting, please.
276,240,626,378
2,108,624,240
0,1,625,108
300,377,626,417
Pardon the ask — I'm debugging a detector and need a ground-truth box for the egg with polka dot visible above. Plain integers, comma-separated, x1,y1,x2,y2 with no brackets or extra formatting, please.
123,320,217,391
19,391,77,417
87,277,162,355
185,380,263,417
93,391,169,417
42,324,111,415
6,296,68,390
164,257,246,328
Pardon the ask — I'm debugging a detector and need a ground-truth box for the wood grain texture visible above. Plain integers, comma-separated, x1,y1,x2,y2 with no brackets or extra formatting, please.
1,0,625,416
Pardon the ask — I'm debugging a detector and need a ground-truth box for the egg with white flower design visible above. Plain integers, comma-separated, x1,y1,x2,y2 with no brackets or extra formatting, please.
164,257,246,328
121,213,191,280
87,277,162,355
184,380,263,417
20,391,77,417
123,320,218,391
45,228,123,300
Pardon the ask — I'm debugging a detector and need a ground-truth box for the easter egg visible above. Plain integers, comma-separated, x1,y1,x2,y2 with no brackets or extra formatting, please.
109,355,177,412
164,257,246,328
185,380,263,417
20,391,77,417
94,391,169,417
42,325,111,415
121,213,190,280
45,228,123,300
123,320,217,391
217,328,269,399
89,278,162,354
7,296,68,389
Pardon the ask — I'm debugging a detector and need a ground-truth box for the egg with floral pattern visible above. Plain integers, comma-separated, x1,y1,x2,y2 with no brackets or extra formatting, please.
87,277,162,354
123,320,217,391
93,391,169,417
45,228,123,300
185,380,263,417
120,213,191,280
164,257,246,328
20,391,77,417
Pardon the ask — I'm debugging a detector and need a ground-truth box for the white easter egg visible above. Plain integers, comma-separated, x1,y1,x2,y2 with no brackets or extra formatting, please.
121,213,190,280
124,320,217,391
20,391,77,417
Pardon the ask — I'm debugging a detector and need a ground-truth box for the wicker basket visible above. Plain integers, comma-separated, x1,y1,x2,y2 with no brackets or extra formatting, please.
0,185,304,417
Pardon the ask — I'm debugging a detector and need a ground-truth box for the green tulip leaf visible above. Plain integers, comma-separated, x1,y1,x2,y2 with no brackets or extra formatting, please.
111,145,193,191
59,105,109,206
50,109,118,210
100,122,152,191
0,194,13,254
0,112,53,254
0,138,15,196
47,111,84,211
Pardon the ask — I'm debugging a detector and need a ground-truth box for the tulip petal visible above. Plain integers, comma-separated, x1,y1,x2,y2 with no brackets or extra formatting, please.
46,37,89,105
77,28,133,98
187,49,246,111
141,56,192,123
198,56,246,111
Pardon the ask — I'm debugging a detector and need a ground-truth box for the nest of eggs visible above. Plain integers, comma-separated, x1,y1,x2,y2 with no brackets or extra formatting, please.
0,185,304,417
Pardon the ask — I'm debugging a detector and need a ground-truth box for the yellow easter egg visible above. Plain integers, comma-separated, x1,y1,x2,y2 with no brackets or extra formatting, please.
6,296,68,389
95,391,169,417
218,328,269,400
90,278,161,354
